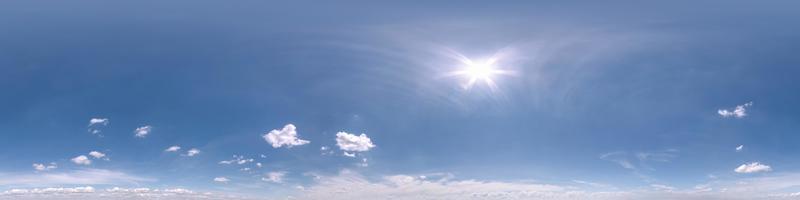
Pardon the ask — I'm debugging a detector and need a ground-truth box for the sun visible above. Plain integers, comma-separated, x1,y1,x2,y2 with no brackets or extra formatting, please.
448,58,509,90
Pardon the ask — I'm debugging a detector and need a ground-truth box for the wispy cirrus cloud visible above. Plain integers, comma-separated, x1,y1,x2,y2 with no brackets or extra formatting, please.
0,169,154,187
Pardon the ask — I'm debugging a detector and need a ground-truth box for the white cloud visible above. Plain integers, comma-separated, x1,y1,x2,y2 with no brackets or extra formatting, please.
262,171,286,183
256,163,262,168
736,145,744,152
343,152,356,157
88,151,107,160
71,155,91,165
213,177,230,183
87,118,109,135
134,125,152,138
218,155,254,165
164,145,181,152
719,102,753,118
263,124,309,148
335,131,375,152
185,148,201,157
88,118,109,126
735,162,772,173
32,163,57,171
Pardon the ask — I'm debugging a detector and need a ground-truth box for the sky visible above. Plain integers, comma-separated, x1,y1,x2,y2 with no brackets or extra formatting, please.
2,1,800,199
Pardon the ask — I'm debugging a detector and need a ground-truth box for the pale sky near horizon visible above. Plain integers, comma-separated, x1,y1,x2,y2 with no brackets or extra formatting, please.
2,1,800,199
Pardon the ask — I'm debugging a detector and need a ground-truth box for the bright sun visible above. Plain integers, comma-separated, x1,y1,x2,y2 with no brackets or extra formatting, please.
448,58,509,90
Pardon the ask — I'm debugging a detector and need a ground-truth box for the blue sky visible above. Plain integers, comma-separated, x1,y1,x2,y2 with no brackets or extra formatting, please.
2,1,800,199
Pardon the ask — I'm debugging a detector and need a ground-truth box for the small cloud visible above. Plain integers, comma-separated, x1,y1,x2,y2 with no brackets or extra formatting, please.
262,171,286,183
71,155,91,165
718,102,753,118
164,145,181,152
87,118,109,135
134,125,153,138
88,151,108,160
185,148,201,157
343,152,356,157
256,163,262,168
263,124,310,148
88,118,109,126
650,184,675,191
260,154,267,158
32,163,57,171
213,177,229,183
735,162,772,173
736,145,744,152
335,131,375,152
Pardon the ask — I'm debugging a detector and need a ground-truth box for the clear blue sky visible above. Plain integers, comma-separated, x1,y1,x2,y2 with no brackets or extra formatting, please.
2,1,800,199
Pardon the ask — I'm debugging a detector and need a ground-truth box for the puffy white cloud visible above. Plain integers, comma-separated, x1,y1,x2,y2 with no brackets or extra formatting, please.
164,145,181,152
343,152,356,157
263,124,309,148
256,163,262,168
185,148,201,157
213,177,230,183
335,131,375,152
88,151,107,160
719,102,753,118
134,125,152,138
218,155,254,165
735,162,772,173
71,155,91,165
32,163,57,171
736,145,744,152
262,171,286,183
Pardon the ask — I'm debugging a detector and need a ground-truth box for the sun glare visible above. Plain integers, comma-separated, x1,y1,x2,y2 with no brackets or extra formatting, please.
448,57,510,91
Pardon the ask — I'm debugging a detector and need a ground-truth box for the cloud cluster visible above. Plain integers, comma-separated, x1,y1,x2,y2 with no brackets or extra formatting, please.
335,132,375,152
87,118,109,135
263,124,309,148
134,125,153,138
0,187,253,200
218,155,254,165
32,163,57,171
718,102,753,118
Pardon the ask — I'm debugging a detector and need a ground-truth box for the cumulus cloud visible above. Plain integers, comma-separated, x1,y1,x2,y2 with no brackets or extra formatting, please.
736,145,744,152
343,152,356,157
263,124,309,148
71,155,91,165
134,125,152,138
184,148,200,157
335,131,375,152
213,177,229,183
164,146,181,152
735,162,772,173
262,171,286,183
32,163,57,171
718,102,753,118
88,151,107,160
